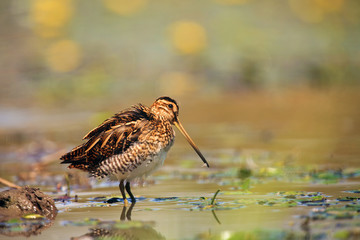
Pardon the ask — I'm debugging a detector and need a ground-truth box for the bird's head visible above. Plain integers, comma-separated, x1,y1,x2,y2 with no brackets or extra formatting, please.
150,96,179,123
150,96,209,168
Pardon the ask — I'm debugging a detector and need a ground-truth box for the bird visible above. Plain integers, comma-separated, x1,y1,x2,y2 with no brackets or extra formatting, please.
60,96,209,204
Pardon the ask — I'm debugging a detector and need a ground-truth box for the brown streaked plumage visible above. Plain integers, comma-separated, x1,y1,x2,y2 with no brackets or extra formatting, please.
60,96,209,204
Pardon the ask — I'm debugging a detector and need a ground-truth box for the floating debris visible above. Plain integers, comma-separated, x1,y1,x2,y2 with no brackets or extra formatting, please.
106,197,123,203
345,189,360,194
22,213,45,220
151,197,179,202
337,196,360,201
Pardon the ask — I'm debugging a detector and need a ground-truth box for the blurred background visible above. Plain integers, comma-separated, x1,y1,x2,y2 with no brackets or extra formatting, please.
2,2,360,238
1,0,360,181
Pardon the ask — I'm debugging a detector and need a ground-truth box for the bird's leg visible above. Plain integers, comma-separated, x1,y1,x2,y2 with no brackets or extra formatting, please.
119,180,128,206
125,181,136,203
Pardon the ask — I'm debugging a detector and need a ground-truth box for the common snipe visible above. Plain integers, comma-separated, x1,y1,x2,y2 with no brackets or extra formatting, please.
60,97,209,204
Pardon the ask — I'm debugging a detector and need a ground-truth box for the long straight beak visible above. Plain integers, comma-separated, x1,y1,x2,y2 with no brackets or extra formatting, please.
174,118,210,168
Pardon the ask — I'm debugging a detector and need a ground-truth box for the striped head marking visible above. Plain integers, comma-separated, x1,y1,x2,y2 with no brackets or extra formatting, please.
151,96,179,123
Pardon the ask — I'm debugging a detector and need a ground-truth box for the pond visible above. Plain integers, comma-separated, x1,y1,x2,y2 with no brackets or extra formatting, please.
1,89,360,239
2,176,360,239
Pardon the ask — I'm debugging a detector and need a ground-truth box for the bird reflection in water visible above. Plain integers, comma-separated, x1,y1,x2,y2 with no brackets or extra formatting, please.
71,203,166,240
120,202,135,221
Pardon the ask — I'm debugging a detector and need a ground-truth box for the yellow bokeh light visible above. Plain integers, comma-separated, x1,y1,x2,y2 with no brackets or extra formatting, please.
289,0,324,23
103,0,147,16
45,40,82,72
169,21,207,55
215,0,250,5
314,0,344,13
159,72,198,96
33,25,64,39
32,0,73,28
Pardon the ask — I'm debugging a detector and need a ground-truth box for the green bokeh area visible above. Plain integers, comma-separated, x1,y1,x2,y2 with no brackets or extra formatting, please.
1,0,360,107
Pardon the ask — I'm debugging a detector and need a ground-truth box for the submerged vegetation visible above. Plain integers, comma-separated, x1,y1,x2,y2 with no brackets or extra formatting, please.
48,180,360,239
1,139,360,238
1,132,360,239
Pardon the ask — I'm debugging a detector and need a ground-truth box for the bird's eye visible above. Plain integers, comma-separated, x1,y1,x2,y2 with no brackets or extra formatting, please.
168,104,173,109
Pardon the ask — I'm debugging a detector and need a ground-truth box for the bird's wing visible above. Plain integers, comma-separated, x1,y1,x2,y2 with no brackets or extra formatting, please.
60,105,151,171
82,104,148,140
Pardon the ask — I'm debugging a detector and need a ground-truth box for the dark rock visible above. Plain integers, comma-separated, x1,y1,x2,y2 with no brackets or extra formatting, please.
0,186,57,222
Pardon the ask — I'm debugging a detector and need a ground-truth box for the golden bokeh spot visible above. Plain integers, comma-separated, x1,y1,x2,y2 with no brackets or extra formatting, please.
45,40,82,72
32,0,73,28
169,21,207,55
289,0,324,23
33,25,64,39
314,0,344,13
215,0,250,5
159,72,198,96
103,0,147,16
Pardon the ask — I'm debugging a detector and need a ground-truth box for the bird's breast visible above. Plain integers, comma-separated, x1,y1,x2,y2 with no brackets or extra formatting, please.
113,125,175,181
116,138,174,181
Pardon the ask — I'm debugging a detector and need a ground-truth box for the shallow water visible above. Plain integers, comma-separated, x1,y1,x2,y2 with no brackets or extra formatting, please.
1,89,360,239
2,175,360,239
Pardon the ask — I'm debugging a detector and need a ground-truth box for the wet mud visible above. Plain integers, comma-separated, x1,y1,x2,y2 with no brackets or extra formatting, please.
0,186,57,237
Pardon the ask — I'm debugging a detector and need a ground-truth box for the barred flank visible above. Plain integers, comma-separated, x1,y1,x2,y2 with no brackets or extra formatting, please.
92,141,159,177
